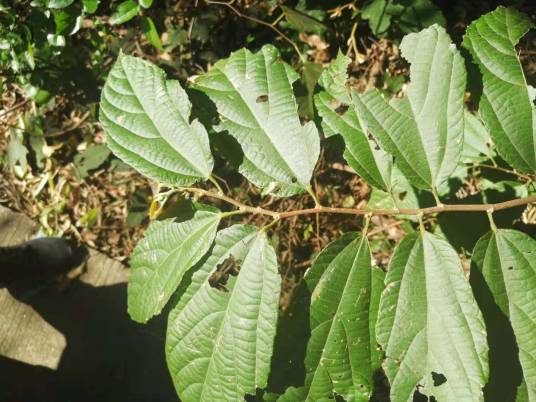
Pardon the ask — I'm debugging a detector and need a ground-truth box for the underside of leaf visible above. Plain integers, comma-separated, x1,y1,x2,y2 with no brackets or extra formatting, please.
100,54,213,185
194,45,320,196
463,6,536,173
166,225,281,401
128,208,220,323
354,24,466,190
472,230,536,401
377,231,488,402
278,233,384,401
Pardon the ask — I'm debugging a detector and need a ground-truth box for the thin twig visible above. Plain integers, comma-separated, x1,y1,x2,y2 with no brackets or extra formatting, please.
178,186,536,219
205,0,303,59
473,163,533,182
0,99,30,119
44,112,90,138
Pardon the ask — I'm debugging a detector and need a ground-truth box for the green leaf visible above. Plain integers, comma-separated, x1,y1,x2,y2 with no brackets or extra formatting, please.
296,61,323,119
377,231,489,401
47,0,75,8
463,7,536,174
361,0,445,36
471,230,536,401
53,5,82,36
396,0,446,34
354,25,466,191
73,143,111,179
79,207,100,228
361,0,401,36
82,0,99,13
128,207,221,323
194,45,320,196
278,233,384,401
6,129,28,173
110,0,139,25
317,51,351,105
280,5,326,34
315,52,393,191
462,110,494,163
99,54,214,185
139,0,153,8
166,225,280,401
141,16,163,51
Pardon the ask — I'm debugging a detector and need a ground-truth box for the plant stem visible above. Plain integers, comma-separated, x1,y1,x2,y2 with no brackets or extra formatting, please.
306,186,322,208
178,187,536,220
431,187,443,207
473,163,533,182
486,209,498,232
208,175,224,194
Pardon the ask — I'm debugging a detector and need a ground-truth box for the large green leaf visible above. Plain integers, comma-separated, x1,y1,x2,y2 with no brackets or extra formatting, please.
354,25,466,191
278,233,384,401
128,207,221,323
194,45,320,196
166,225,280,401
463,7,535,174
315,52,393,192
100,54,213,186
472,230,536,401
377,231,489,401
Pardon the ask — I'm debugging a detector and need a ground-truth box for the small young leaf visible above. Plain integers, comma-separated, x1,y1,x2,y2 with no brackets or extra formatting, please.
396,0,446,33
317,51,351,105
277,233,384,401
361,0,445,36
463,7,536,174
377,231,489,401
99,54,214,185
139,0,153,8
73,144,111,179
472,230,536,401
354,25,466,191
110,0,139,25
128,207,221,323
194,45,320,196
6,130,28,173
141,16,163,51
166,225,280,401
82,0,99,13
361,0,400,36
53,5,82,36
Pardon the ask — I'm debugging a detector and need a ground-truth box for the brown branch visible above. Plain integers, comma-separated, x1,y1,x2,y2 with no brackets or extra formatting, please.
180,187,536,220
